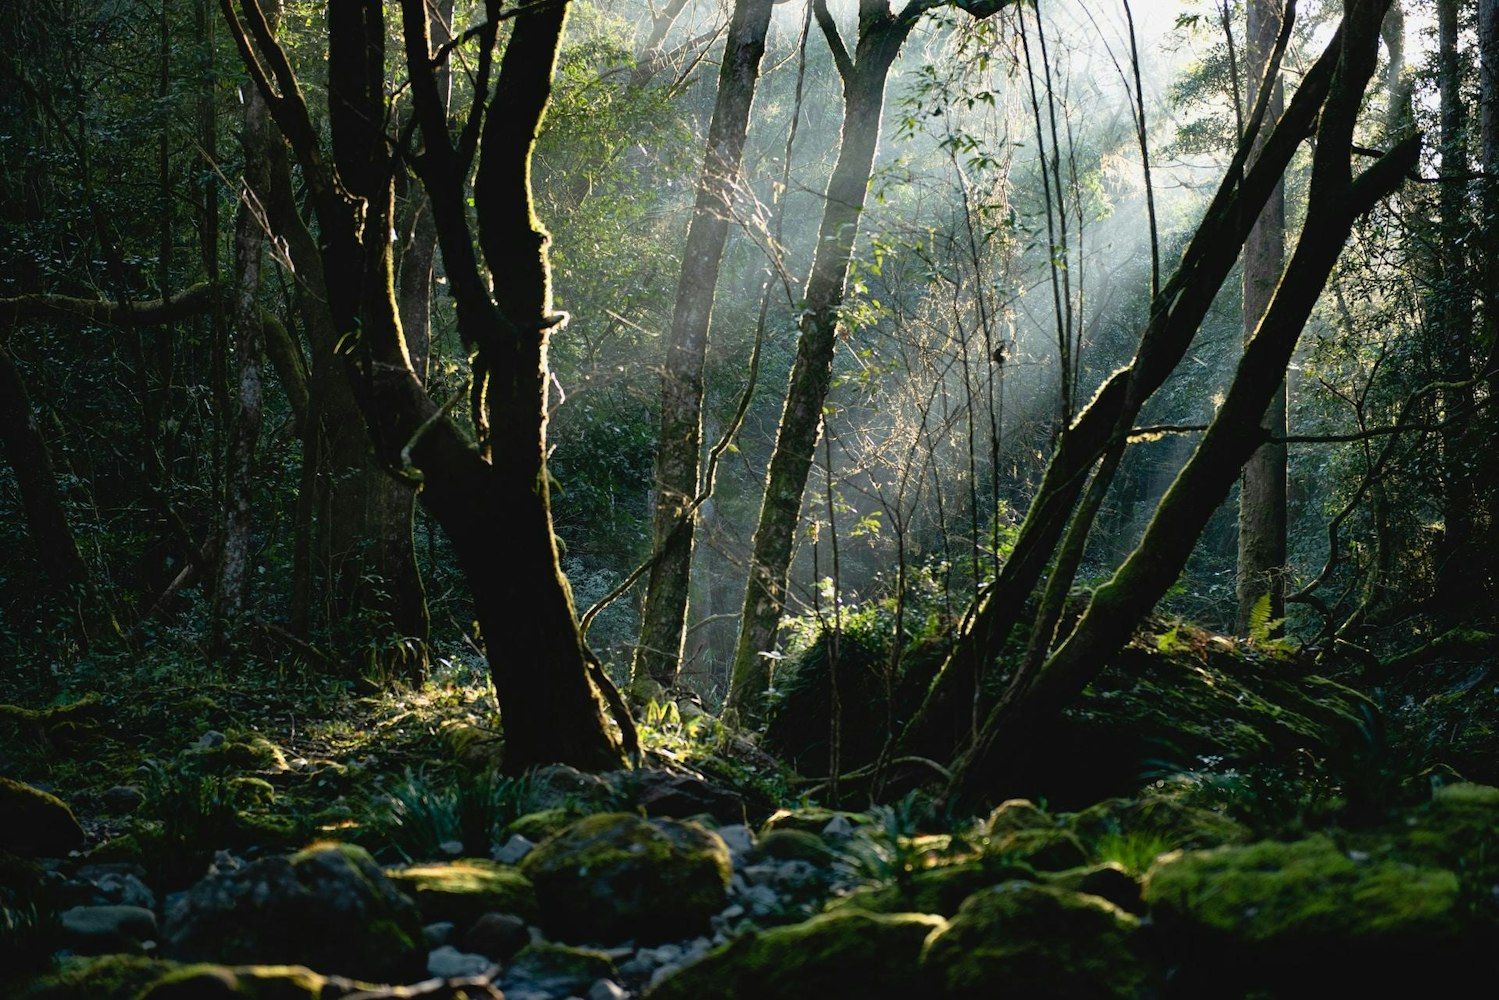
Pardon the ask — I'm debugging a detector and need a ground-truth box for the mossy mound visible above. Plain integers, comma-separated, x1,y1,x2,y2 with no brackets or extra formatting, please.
1144,835,1467,991
386,858,539,928
833,858,1036,917
501,942,616,997
161,842,425,983
1043,863,1145,916
1067,792,1249,857
521,813,730,943
985,827,1088,872
760,807,868,838
505,807,585,843
12,954,177,1000
755,828,837,866
644,910,945,1000
984,798,1055,835
921,881,1148,1000
0,775,85,857
137,964,338,999
191,734,289,773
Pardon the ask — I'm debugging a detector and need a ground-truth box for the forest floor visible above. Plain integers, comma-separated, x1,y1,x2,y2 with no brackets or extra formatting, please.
2,618,1498,998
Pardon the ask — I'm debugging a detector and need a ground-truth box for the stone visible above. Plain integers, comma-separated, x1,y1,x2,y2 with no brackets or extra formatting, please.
521,812,730,944
100,785,145,815
502,942,617,998
715,824,755,857
386,858,540,929
75,864,156,910
643,909,945,1000
921,881,1148,1000
0,775,84,857
160,841,425,982
834,859,1036,917
426,944,494,979
11,954,176,999
1144,835,1466,992
984,798,1055,835
462,911,531,962
493,833,536,864
424,921,456,948
760,808,867,839
1045,863,1145,916
754,828,836,866
626,768,746,824
59,904,159,955
985,826,1089,872
589,978,630,1000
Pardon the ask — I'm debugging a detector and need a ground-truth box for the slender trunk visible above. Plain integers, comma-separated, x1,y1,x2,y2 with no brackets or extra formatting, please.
1236,0,1288,634
726,6,912,723
1480,0,1499,596
633,0,776,697
210,71,273,654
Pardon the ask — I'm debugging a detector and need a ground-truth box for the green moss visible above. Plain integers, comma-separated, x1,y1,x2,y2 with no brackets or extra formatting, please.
0,775,85,856
920,882,1147,1000
12,954,177,1000
521,813,729,943
984,799,1055,835
386,858,539,926
1145,836,1461,946
645,910,946,1000
760,807,869,837
137,964,340,999
505,807,583,842
195,735,289,773
1067,793,1249,857
756,828,837,866
985,827,1088,872
833,858,1036,917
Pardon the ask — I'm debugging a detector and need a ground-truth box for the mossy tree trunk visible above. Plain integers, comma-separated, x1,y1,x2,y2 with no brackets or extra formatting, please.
633,0,777,699
223,0,629,770
943,0,1416,802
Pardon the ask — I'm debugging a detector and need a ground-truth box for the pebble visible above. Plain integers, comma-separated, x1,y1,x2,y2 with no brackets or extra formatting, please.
587,980,629,1000
426,944,495,979
493,833,536,864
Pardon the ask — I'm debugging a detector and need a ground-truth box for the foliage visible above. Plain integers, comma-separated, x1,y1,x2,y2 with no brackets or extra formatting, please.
365,766,538,864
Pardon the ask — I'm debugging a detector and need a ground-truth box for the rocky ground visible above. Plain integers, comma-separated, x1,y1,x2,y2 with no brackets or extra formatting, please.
3,620,1497,998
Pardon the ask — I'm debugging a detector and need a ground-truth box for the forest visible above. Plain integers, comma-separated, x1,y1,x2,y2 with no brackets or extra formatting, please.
2,0,1497,996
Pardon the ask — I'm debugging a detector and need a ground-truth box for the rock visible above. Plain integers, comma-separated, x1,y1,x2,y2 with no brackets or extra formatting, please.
386,858,539,929
100,785,145,815
834,859,1036,917
921,881,1148,1000
526,765,621,812
1067,792,1249,856
506,807,587,843
74,863,156,909
160,841,425,982
427,944,495,979
59,904,158,955
1045,863,1145,916
589,978,630,1000
424,921,456,948
136,964,358,999
493,833,536,864
715,824,755,857
1144,835,1466,992
521,812,730,943
644,909,945,1000
462,911,530,962
984,798,1055,835
985,827,1089,872
12,954,176,1000
754,828,837,866
0,775,85,857
760,807,867,839
502,942,617,998
626,768,746,824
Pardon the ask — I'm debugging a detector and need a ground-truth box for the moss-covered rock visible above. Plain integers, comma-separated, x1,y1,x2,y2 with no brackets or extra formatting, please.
760,807,869,838
136,964,338,999
193,735,289,773
644,910,945,1000
1144,835,1466,991
1067,792,1249,856
1398,782,1499,882
833,858,1036,917
161,842,425,982
386,858,539,928
11,955,175,1000
501,942,616,998
755,828,837,866
505,807,584,843
985,798,1055,835
921,881,1148,1000
0,776,84,858
986,827,1089,872
521,813,729,943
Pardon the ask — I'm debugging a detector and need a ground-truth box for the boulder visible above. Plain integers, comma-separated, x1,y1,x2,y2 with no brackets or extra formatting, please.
1144,835,1466,992
984,798,1055,835
160,841,425,982
834,858,1035,917
138,964,356,999
0,775,84,857
644,910,945,1000
386,858,538,929
986,827,1089,872
12,954,176,1000
59,904,158,955
921,881,1149,1000
625,768,745,824
521,813,730,943
502,942,617,998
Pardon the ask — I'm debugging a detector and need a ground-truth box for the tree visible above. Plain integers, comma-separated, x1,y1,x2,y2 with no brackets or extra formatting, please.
633,0,779,698
726,0,1017,723
221,0,631,771
1236,0,1289,635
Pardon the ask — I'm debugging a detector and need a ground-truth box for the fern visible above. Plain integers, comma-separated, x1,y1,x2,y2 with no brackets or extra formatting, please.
1247,593,1294,653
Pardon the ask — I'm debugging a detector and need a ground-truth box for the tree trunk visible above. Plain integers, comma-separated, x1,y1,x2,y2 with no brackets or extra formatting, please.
633,0,776,698
726,3,914,723
947,1,1415,803
209,57,273,655
1480,0,1499,597
1235,0,1288,635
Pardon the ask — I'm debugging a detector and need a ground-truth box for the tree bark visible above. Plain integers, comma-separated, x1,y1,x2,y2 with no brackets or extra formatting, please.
1479,0,1499,597
633,0,776,698
1235,0,1288,635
